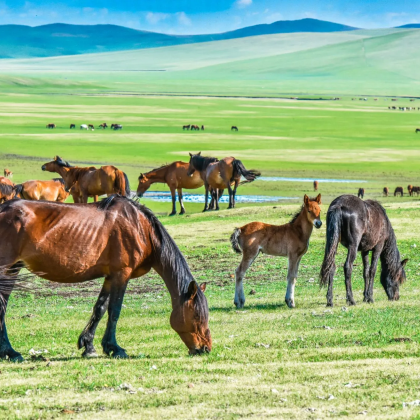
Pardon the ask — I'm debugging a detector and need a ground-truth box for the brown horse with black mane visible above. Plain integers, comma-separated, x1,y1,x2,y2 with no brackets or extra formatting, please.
313,180,319,191
137,161,204,215
187,152,260,211
383,187,389,197
0,196,211,362
357,188,365,199
0,177,15,203
394,186,403,197
41,156,130,203
14,179,69,202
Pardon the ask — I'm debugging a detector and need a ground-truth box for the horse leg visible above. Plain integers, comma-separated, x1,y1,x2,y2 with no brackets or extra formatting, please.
362,251,371,302
169,187,177,216
285,255,302,308
214,188,220,211
232,180,239,208
208,188,215,210
101,270,131,358
227,184,234,209
178,188,186,215
367,246,383,303
234,247,259,308
344,247,357,305
82,193,89,204
203,184,210,212
78,278,111,357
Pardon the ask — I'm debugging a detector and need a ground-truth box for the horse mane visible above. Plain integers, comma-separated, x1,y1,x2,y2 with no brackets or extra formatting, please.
53,178,65,185
55,156,74,168
191,155,218,171
289,197,317,224
97,195,208,319
0,183,14,196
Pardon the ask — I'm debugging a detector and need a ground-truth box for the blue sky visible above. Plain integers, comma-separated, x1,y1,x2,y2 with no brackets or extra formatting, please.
0,1,419,33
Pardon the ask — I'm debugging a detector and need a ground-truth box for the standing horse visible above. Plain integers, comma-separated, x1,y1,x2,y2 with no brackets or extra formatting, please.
408,185,413,196
46,123,56,129
99,123,108,129
0,196,211,361
183,125,190,131
80,124,88,130
0,177,15,203
187,152,260,211
14,179,69,202
3,169,12,178
137,162,204,216
320,195,407,306
415,128,420,133
231,195,322,309
70,124,76,129
41,156,130,203
313,180,319,191
394,187,403,197
231,126,239,131
383,187,389,197
357,188,365,199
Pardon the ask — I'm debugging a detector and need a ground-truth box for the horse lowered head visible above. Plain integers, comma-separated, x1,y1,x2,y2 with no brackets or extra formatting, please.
136,173,152,197
380,257,408,301
304,194,322,229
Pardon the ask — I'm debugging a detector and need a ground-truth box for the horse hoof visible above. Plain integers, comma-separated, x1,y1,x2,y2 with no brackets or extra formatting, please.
82,350,98,358
112,350,129,359
10,354,24,363
169,212,177,217
234,300,245,309
285,299,295,309
326,302,334,307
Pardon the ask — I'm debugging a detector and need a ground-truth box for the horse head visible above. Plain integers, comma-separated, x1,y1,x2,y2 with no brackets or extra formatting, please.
381,258,408,301
187,152,201,176
304,194,322,229
136,173,151,197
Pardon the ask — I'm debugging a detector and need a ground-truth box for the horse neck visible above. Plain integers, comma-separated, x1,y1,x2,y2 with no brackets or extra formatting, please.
380,229,400,275
292,208,314,240
53,166,73,183
145,167,168,183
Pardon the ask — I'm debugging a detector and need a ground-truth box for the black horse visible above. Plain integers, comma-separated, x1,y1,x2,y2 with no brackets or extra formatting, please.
320,195,407,306
357,188,364,199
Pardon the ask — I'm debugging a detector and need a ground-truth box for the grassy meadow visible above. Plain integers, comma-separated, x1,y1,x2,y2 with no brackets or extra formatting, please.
1,28,420,419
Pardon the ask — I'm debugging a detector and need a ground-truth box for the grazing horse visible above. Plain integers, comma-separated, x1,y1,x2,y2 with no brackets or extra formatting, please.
231,126,239,131
191,125,200,131
412,186,420,196
80,124,88,130
111,124,123,130
14,179,69,203
183,125,190,131
3,169,12,178
357,188,365,199
99,123,108,129
383,187,389,197
41,156,130,203
408,185,413,196
88,124,95,130
320,195,407,306
201,125,205,131
70,124,76,129
416,129,420,133
394,186,403,197
137,162,204,216
187,153,260,211
231,194,322,309
46,123,56,129
313,180,319,191
0,177,15,203
0,196,211,362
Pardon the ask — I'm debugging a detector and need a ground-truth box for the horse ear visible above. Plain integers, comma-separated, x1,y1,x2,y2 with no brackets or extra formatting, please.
189,153,193,157
316,194,321,204
197,151,201,156
54,156,58,161
199,282,207,292
187,281,198,300
401,258,408,268
303,194,309,205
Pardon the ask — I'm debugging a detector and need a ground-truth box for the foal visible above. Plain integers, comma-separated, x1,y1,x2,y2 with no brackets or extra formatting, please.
230,194,322,308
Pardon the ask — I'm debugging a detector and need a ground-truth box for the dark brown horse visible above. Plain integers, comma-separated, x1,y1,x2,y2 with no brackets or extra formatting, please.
99,123,108,129
187,153,260,211
231,126,239,131
88,124,95,130
320,195,407,306
394,187,403,197
183,125,190,130
0,196,211,362
415,128,420,133
41,156,130,203
357,188,365,199
14,179,69,202
137,162,204,215
313,180,319,191
383,187,389,197
412,186,420,196
46,123,56,129
70,124,76,129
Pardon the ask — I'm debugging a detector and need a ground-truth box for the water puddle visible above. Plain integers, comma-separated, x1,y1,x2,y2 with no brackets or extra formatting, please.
259,177,367,183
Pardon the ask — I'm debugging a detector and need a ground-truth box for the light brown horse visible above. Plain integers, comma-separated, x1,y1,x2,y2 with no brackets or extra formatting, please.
383,187,389,197
0,196,211,362
408,185,413,196
0,177,15,203
3,169,12,178
187,153,261,211
230,195,322,309
313,180,319,191
14,179,69,202
41,156,130,203
137,162,204,215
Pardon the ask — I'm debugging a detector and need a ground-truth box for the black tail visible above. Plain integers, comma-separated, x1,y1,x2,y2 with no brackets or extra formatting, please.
123,172,131,196
230,228,242,254
320,207,341,287
233,159,261,184
13,184,24,198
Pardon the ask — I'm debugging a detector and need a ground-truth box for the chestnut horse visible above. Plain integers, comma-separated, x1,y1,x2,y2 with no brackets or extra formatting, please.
320,195,407,306
0,177,15,203
383,187,389,197
41,156,130,203
14,179,69,202
187,153,260,211
408,185,413,196
313,180,319,191
3,169,12,178
137,161,204,216
231,195,322,308
0,196,211,362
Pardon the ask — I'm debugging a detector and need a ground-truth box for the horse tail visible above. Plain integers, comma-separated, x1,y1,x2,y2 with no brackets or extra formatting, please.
230,228,242,254
123,172,131,196
233,159,261,184
320,207,341,287
13,184,24,198
114,170,127,196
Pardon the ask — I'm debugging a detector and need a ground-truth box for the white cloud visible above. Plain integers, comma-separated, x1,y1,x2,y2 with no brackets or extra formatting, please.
146,12,169,25
177,11,191,26
236,0,252,9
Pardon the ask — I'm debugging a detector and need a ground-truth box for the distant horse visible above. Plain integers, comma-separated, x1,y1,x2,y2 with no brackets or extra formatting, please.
416,128,420,133
412,186,420,196
231,194,322,309
41,156,130,203
191,125,200,131
3,169,12,178
46,123,56,129
99,123,108,129
0,196,211,361
111,124,123,130
14,179,69,202
187,152,260,211
137,162,204,216
88,124,95,130
80,124,88,130
394,187,403,197
313,180,319,191
70,124,76,129
201,125,205,131
357,188,365,199
320,195,407,306
231,126,239,131
408,185,413,196
183,125,190,130
0,177,16,203
383,187,389,197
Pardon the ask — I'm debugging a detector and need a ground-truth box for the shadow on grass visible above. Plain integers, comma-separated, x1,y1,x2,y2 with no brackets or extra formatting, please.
210,302,287,312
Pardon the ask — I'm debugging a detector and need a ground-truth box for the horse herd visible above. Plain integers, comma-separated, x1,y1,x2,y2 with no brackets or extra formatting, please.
182,125,239,131
47,123,123,131
0,154,409,362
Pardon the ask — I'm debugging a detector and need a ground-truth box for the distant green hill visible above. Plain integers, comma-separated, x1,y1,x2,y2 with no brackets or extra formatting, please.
0,18,358,59
396,24,420,28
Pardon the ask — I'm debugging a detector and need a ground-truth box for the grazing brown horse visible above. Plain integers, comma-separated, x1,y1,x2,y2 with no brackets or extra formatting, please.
0,196,211,362
99,123,108,129
408,185,413,196
415,128,420,133
412,186,420,196
394,186,403,197
320,195,407,306
383,187,389,197
41,156,130,203
0,177,15,203
137,162,204,216
191,125,200,131
313,180,319,191
46,123,56,129
3,169,12,178
357,188,365,199
231,126,239,131
14,179,69,202
231,195,322,308
183,125,190,130
88,124,95,130
187,153,260,211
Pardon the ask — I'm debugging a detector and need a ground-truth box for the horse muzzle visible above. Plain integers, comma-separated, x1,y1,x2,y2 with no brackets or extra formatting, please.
314,220,322,229
41,165,46,171
137,192,143,198
188,345,210,356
